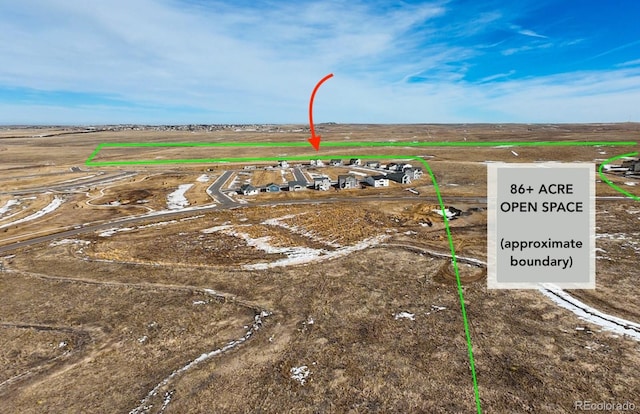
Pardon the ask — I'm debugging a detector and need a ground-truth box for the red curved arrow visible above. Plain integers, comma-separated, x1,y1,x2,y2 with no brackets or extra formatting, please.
308,73,333,151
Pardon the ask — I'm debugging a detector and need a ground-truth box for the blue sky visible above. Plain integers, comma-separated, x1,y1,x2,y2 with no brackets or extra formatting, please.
1,0,640,124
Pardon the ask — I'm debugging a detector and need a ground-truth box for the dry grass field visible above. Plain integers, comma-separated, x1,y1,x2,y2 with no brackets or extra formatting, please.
0,123,639,413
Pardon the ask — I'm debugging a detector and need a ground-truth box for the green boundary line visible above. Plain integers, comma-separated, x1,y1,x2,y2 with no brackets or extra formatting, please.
598,152,640,201
83,139,639,414
86,140,637,166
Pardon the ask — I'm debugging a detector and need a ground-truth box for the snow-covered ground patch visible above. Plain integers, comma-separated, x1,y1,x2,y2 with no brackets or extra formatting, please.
49,239,90,247
539,285,640,341
196,174,210,183
432,207,458,219
394,312,415,321
0,199,20,216
511,150,519,157
167,184,193,210
244,235,387,270
202,224,386,269
290,365,311,385
201,224,233,233
348,170,367,176
262,214,342,248
624,182,637,186
427,305,446,315
99,227,134,237
0,197,63,230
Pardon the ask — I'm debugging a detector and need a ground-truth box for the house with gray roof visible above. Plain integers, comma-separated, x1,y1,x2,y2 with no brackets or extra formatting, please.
387,172,412,184
365,175,389,187
313,177,332,191
338,174,359,189
288,181,307,191
239,184,259,195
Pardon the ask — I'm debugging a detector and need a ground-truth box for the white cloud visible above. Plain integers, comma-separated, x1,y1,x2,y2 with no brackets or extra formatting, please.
0,1,638,124
518,29,547,39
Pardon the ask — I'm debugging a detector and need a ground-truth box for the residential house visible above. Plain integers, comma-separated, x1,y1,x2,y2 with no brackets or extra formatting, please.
622,159,640,172
264,183,281,192
406,168,423,180
288,181,307,191
310,159,325,167
349,158,362,166
386,162,397,171
278,160,289,168
365,175,389,187
338,174,359,189
387,172,412,184
329,159,343,166
365,160,381,168
398,163,413,171
313,177,332,191
239,184,259,195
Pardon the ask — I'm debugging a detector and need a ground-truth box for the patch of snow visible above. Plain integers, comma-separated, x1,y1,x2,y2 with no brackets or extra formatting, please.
262,214,342,248
432,208,456,219
511,150,519,156
167,184,193,210
58,341,67,348
192,300,207,305
49,239,90,247
0,199,20,216
348,170,367,176
196,174,210,183
0,197,64,230
394,312,415,321
201,225,233,233
290,365,311,385
539,285,640,341
624,182,637,186
244,235,387,270
98,227,134,237
426,305,447,315
137,336,148,344
180,214,205,221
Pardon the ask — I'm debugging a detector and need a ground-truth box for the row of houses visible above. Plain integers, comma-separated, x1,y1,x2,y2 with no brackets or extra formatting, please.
238,169,422,195
320,158,415,171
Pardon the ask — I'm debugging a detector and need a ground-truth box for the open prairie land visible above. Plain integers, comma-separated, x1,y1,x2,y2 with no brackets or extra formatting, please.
1,123,639,413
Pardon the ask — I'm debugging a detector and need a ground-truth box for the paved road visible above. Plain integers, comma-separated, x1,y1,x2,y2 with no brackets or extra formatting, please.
292,167,310,185
1,171,136,196
206,171,237,206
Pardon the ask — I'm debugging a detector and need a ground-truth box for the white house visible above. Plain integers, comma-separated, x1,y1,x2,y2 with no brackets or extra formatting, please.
338,174,359,189
313,177,332,191
288,181,307,191
239,184,259,195
365,175,389,187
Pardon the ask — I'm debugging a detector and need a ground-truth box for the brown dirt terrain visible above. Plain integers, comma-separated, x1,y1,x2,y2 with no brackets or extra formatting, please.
0,124,639,413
